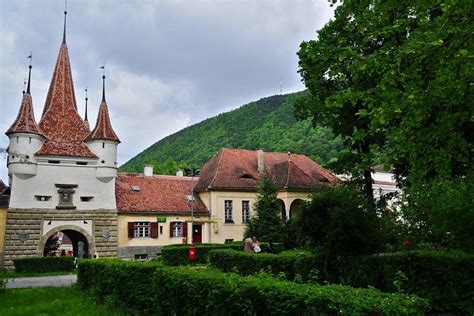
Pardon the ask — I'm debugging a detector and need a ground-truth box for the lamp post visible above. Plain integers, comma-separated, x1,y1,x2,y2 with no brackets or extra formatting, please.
188,168,200,244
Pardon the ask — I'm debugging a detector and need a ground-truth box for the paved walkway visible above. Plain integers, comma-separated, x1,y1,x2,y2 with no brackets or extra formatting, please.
5,274,77,289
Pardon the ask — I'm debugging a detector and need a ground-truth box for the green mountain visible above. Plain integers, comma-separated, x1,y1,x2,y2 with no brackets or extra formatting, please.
120,91,344,174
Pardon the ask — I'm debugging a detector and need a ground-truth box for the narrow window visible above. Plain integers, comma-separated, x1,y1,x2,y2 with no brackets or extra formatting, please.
80,196,94,202
242,200,250,224
48,160,60,164
224,200,233,223
76,161,88,165
35,195,52,202
29,137,32,144
170,222,183,237
159,226,163,235
134,254,148,261
102,142,105,148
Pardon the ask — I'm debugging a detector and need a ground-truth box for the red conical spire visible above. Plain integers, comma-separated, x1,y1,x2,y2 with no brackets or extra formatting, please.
36,11,96,158
6,63,43,137
86,73,120,143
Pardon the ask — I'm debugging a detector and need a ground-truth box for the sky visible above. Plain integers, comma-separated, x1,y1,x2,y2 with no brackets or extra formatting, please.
0,0,334,182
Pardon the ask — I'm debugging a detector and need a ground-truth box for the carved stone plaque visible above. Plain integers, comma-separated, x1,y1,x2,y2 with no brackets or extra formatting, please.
101,229,110,240
18,232,29,242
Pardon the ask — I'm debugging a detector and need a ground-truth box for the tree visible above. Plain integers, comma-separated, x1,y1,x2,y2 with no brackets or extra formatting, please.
245,174,284,242
297,0,473,192
298,185,383,278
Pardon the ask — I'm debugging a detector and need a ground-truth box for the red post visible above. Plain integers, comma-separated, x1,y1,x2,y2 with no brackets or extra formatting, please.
188,245,196,261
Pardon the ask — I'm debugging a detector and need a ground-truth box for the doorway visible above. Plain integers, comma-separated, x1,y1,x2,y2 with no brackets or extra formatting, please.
192,224,202,244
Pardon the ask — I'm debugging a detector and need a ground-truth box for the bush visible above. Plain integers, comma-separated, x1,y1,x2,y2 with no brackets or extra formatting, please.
13,257,74,273
77,259,159,314
77,259,427,315
161,242,283,266
161,243,242,265
336,251,474,313
208,249,321,281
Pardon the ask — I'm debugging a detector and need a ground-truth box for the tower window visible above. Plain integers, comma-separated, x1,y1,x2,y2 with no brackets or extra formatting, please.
80,196,94,202
102,142,105,148
48,160,60,164
29,137,32,144
35,195,51,202
76,161,88,165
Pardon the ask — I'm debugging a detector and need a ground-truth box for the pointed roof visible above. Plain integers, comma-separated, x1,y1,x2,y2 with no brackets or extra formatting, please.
86,75,120,143
86,100,120,143
195,148,339,191
6,65,43,137
36,42,96,158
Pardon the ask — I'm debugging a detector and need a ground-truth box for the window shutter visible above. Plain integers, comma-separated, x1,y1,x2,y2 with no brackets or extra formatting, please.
183,222,188,239
151,222,158,238
127,222,134,239
170,222,174,238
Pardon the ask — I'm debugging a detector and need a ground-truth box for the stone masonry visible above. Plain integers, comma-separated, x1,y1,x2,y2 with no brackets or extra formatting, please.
3,208,117,270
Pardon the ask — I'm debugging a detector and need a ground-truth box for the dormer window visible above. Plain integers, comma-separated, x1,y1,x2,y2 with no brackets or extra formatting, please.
240,173,255,180
131,185,141,192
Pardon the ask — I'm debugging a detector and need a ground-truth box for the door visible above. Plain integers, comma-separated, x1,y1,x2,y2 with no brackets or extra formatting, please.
192,224,202,244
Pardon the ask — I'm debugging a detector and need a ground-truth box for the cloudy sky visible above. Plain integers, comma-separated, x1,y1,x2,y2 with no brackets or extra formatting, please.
0,0,334,182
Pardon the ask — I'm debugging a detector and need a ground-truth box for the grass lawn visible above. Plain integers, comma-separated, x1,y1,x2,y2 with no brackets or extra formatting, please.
0,286,123,315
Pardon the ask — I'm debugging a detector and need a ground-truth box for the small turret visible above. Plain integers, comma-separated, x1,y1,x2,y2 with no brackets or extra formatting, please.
85,69,120,182
6,58,45,179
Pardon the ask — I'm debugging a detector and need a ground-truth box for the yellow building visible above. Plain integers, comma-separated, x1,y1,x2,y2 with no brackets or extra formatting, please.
115,168,211,260
0,180,9,269
194,148,339,243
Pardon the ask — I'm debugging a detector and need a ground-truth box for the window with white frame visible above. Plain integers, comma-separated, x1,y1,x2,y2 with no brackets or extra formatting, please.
242,200,250,224
134,222,150,238
171,222,183,237
224,200,233,223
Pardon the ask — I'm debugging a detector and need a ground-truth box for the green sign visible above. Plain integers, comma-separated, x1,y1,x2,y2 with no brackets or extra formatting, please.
157,217,167,223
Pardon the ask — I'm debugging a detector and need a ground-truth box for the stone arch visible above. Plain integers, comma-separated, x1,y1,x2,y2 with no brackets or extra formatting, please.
289,199,304,219
38,225,96,258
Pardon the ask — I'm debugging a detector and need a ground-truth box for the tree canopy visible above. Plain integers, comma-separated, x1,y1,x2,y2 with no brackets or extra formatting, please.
297,0,473,191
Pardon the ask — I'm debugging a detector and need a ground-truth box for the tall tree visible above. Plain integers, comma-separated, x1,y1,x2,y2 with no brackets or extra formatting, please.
245,174,284,242
297,0,473,192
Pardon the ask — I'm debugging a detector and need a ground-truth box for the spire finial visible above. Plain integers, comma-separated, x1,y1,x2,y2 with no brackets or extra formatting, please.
84,87,89,121
62,0,67,44
26,52,32,94
23,79,26,95
100,64,106,102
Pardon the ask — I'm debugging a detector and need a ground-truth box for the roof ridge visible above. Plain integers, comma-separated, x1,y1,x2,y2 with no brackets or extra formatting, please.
209,149,225,188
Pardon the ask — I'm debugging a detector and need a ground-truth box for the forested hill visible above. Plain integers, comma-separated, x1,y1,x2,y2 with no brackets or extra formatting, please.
120,91,344,174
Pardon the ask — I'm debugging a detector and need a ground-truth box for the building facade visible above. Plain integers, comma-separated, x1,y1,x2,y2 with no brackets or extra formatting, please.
2,14,119,269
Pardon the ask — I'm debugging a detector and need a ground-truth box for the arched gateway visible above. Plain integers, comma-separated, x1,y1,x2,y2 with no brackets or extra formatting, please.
39,226,95,258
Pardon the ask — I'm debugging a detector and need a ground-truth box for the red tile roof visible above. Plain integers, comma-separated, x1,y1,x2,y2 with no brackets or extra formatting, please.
36,43,96,158
195,148,338,191
86,101,120,143
5,93,44,137
116,173,208,214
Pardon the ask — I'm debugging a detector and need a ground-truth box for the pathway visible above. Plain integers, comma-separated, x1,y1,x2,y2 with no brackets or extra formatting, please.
5,274,77,289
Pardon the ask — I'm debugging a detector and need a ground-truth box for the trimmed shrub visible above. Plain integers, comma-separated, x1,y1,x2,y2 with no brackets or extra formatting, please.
208,249,320,281
13,256,74,273
336,251,474,314
77,259,159,314
161,242,283,266
77,259,427,315
155,266,427,315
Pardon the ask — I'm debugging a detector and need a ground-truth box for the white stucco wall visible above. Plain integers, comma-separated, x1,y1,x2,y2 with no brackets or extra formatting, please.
8,158,116,210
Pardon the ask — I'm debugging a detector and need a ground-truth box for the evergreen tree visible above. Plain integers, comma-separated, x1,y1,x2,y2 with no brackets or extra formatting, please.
245,174,283,242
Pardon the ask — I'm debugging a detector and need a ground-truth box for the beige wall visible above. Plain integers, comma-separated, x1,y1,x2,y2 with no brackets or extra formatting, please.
118,214,211,247
200,190,311,243
0,207,6,253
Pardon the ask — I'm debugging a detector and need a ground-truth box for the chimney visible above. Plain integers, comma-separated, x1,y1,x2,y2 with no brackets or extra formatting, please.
176,170,184,177
257,149,265,173
144,165,153,177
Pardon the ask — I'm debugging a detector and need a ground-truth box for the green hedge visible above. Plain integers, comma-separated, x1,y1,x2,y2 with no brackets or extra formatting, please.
161,243,242,265
78,259,427,315
13,257,74,273
209,249,321,281
77,259,159,314
336,251,474,314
